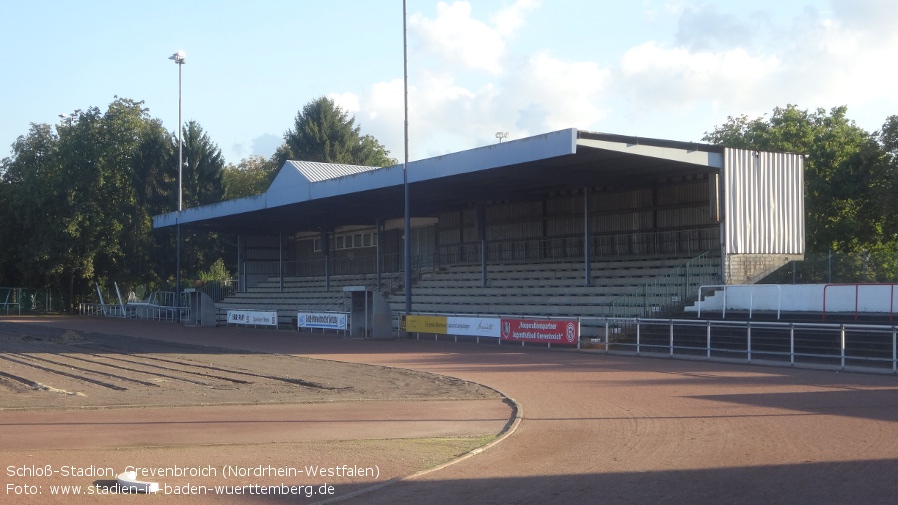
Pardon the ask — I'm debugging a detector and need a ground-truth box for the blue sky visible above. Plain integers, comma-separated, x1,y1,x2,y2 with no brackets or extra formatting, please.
3,0,897,165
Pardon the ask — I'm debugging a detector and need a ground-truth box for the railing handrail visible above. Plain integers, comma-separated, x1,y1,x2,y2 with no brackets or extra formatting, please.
439,226,720,263
823,283,898,322
609,251,716,318
399,313,898,374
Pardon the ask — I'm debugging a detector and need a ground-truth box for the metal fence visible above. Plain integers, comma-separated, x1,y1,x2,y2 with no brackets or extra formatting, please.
588,317,897,373
1,287,67,314
608,252,721,318
395,312,898,374
763,250,898,284
243,253,432,280
437,227,720,266
192,280,237,302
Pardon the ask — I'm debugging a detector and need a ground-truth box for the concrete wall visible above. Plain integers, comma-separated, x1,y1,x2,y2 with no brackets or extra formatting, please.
725,254,802,284
689,284,898,314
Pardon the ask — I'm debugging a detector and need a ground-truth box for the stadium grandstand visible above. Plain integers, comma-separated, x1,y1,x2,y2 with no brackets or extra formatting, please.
152,128,805,334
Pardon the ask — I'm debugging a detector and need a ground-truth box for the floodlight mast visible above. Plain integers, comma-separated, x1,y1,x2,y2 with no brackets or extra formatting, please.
169,51,185,212
403,0,412,316
170,50,186,309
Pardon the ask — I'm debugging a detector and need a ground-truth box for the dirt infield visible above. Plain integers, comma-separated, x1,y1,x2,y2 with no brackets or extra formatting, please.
0,322,497,410
0,317,513,504
3,316,898,504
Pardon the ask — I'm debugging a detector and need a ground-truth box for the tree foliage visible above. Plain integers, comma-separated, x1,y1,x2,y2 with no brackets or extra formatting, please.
180,120,225,207
277,96,395,167
0,102,170,302
221,155,279,200
0,98,224,309
0,93,399,309
703,105,898,257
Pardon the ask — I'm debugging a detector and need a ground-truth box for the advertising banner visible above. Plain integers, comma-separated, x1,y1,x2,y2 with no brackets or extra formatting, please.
447,316,501,338
227,309,278,327
402,315,447,334
500,318,579,346
297,312,348,330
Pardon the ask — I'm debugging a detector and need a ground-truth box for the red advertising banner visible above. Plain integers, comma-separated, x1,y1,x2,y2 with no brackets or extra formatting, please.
500,318,579,346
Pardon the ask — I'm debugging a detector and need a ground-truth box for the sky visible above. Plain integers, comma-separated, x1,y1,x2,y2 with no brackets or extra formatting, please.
3,0,898,166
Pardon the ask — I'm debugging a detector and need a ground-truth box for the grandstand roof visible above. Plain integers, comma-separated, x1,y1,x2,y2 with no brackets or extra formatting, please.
153,128,725,235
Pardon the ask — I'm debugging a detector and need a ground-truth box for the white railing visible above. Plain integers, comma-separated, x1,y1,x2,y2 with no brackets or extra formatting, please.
586,317,897,373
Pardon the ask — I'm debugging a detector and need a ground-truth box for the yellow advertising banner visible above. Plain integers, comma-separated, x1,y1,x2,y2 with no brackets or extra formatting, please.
402,315,448,334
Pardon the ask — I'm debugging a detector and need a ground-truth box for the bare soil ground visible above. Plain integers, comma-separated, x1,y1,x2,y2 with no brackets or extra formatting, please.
0,322,497,410
0,318,514,504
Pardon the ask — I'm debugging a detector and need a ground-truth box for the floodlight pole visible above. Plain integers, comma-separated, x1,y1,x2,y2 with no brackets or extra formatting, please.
170,51,186,308
403,0,412,315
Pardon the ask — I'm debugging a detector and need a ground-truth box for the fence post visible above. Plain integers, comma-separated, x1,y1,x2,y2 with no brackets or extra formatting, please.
790,323,795,366
892,326,898,373
605,319,610,353
636,319,641,355
643,285,648,318
840,324,846,370
746,321,752,363
706,320,711,359
669,319,674,357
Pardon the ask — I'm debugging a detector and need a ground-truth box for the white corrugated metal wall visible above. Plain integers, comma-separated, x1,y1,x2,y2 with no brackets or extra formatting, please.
724,148,805,254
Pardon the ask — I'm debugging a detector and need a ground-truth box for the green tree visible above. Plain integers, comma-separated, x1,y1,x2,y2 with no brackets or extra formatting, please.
703,105,889,253
874,116,898,242
181,120,225,207
0,98,233,310
0,106,129,309
277,96,395,167
97,99,175,289
174,120,229,283
221,155,279,199
198,258,231,282
1,122,62,289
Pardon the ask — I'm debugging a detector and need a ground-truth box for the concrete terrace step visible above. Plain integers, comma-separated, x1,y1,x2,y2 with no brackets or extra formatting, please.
225,255,720,320
392,301,609,318
409,286,635,297
406,293,618,306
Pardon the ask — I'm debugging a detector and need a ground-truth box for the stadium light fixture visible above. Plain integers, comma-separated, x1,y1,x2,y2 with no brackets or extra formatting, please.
496,132,509,143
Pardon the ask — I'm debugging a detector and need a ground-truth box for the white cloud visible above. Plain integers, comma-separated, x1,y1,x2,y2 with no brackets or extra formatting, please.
775,7,898,111
357,79,406,161
356,1,613,158
352,0,898,161
410,2,506,74
328,92,360,114
503,52,610,132
491,0,541,37
674,5,757,51
611,0,898,135
617,42,781,111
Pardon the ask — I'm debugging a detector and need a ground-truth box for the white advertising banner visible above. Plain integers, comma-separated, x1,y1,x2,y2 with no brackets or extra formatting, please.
446,316,501,338
297,312,348,330
227,309,278,327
